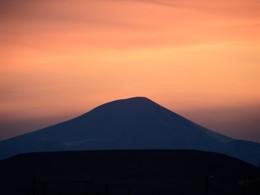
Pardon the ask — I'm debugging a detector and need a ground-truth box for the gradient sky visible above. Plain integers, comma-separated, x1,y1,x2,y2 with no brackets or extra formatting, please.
0,0,260,143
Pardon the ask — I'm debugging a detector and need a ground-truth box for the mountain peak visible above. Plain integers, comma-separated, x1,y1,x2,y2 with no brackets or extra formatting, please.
1,97,260,166
110,96,153,104
123,96,151,101
92,96,157,111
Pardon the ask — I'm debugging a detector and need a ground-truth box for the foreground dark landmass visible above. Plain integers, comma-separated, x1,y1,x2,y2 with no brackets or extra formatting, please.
0,150,259,195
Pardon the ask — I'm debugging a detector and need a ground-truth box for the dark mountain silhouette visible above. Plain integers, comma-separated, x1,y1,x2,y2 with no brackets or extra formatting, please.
0,97,260,165
0,150,258,195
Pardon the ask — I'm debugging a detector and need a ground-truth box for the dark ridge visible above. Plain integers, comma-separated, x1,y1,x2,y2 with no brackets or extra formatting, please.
0,150,258,195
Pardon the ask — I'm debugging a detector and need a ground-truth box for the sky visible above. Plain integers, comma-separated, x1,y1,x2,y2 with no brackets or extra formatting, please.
0,0,260,143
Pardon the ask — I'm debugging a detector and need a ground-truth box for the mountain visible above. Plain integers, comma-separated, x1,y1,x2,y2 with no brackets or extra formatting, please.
0,150,258,195
0,97,260,165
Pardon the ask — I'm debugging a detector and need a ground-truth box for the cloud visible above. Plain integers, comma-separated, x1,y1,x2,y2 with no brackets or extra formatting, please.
0,0,259,142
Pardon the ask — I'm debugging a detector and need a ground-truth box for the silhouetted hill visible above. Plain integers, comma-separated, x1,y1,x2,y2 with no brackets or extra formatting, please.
0,150,258,195
0,97,260,165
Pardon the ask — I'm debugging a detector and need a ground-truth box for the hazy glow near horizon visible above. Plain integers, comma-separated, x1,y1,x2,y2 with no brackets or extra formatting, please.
0,0,260,142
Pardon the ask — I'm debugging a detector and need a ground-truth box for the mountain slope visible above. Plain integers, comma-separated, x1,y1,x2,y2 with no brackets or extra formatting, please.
0,97,260,165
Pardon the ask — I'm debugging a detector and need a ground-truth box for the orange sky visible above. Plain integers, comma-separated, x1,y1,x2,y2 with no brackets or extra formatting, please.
0,0,260,142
